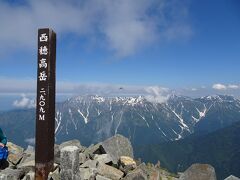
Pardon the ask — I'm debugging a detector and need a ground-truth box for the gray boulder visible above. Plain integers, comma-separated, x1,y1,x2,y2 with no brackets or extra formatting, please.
84,143,102,157
80,159,98,169
100,134,134,164
54,144,60,164
179,163,217,180
122,168,147,180
60,169,81,180
17,160,35,174
137,163,161,180
97,162,124,180
78,167,97,180
20,150,34,165
22,171,35,180
79,153,88,165
94,154,113,164
0,168,24,180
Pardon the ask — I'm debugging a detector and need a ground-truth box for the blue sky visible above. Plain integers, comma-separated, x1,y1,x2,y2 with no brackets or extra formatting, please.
0,0,240,109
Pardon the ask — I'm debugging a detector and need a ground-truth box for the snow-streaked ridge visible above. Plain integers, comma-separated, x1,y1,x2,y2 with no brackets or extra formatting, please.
77,107,89,124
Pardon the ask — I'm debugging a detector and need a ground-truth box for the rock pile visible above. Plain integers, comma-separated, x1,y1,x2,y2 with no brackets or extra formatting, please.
0,134,235,180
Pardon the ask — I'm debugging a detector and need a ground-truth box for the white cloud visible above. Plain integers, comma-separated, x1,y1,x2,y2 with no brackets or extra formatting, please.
0,0,192,57
145,86,170,103
212,83,239,91
13,94,35,108
212,83,227,90
228,84,239,89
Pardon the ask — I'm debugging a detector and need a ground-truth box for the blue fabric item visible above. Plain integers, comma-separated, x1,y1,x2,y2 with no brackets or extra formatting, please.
0,147,8,160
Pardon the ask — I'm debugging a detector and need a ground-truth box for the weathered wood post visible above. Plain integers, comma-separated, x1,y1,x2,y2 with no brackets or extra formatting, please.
35,28,56,179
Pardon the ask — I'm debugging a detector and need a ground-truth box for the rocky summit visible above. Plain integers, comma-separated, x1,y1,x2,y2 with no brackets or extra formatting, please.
0,134,237,180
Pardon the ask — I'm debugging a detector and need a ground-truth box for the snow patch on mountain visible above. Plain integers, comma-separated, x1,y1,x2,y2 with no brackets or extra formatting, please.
115,111,123,135
78,109,89,124
92,95,105,103
154,121,167,137
169,108,189,131
55,110,62,134
171,128,182,140
69,108,77,130
138,113,149,127
192,104,207,123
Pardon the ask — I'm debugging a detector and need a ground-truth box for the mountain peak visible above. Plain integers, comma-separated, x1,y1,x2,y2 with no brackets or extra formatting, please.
200,94,236,102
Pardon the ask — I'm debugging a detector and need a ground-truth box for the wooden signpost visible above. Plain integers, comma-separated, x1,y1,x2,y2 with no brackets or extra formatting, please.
35,28,56,179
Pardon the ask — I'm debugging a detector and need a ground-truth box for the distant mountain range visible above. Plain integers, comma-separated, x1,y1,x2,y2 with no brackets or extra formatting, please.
0,94,239,147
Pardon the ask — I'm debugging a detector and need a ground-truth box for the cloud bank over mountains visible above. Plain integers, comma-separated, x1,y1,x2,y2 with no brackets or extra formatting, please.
0,76,239,109
9,81,240,110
